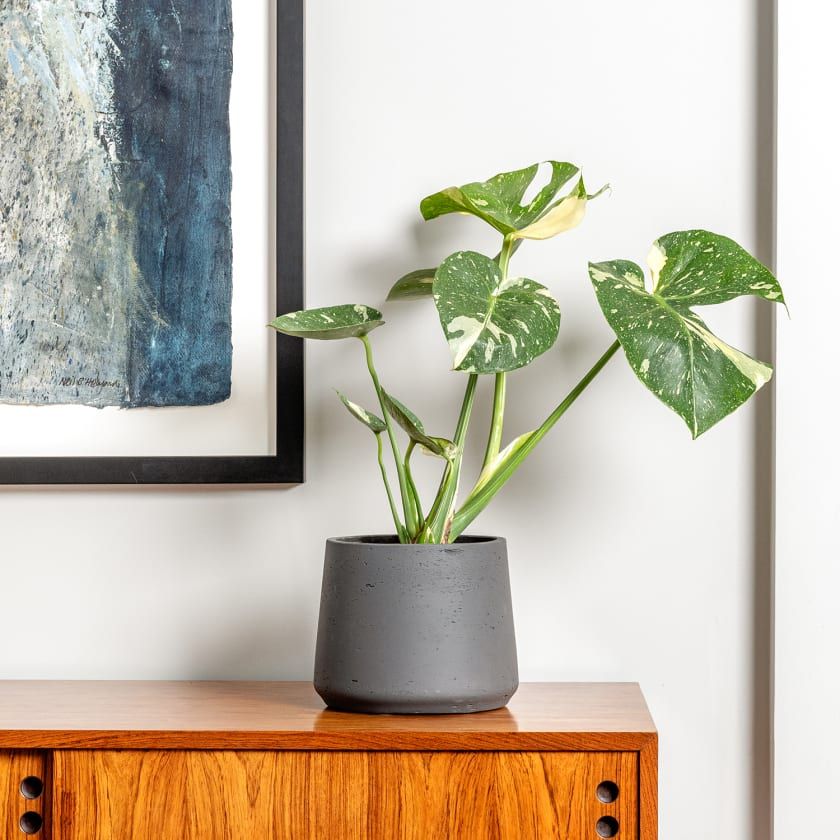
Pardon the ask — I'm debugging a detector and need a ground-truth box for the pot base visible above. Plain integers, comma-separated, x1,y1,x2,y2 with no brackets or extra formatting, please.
317,686,518,716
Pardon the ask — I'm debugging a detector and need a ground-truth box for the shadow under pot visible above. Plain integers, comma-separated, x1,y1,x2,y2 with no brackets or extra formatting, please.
313,535,518,714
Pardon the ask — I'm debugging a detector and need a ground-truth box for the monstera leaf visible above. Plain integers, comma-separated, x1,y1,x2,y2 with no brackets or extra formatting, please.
269,305,383,340
421,161,589,237
335,390,386,434
589,230,785,438
382,392,457,459
434,251,561,374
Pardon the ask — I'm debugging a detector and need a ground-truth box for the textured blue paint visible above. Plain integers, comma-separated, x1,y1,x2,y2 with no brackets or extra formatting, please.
0,2,233,409
114,0,233,407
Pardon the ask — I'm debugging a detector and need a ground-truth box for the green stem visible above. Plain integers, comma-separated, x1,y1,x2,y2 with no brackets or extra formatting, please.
419,461,452,542
424,373,478,543
497,233,514,276
450,340,621,541
360,335,417,537
404,441,424,527
377,433,406,541
482,235,515,470
482,372,507,470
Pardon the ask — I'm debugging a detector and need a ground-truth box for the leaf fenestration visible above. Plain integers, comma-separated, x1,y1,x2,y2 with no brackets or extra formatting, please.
420,161,581,236
589,230,785,437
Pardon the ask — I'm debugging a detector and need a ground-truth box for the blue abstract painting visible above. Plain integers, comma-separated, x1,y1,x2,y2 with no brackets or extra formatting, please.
0,0,233,408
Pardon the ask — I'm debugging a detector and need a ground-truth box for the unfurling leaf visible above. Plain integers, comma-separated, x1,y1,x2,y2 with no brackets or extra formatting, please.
434,251,561,374
335,390,386,434
382,392,457,459
589,230,785,438
270,304,384,340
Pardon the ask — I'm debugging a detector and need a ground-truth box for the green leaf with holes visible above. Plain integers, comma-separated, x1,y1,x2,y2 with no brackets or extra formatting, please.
420,161,583,236
382,393,457,459
335,390,386,434
269,305,384,340
434,251,561,374
589,230,785,438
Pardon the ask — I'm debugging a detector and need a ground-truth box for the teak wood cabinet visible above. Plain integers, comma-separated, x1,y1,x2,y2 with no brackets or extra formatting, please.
0,682,657,839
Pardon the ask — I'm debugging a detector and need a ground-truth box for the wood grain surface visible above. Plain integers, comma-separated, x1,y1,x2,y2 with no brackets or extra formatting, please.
0,681,656,752
640,731,658,839
0,751,48,838
51,749,639,840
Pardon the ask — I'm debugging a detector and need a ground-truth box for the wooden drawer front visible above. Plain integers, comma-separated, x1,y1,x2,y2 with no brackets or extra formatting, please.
52,749,637,840
1,751,49,838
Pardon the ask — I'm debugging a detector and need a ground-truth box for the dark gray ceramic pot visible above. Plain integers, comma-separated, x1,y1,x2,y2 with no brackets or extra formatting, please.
313,535,518,714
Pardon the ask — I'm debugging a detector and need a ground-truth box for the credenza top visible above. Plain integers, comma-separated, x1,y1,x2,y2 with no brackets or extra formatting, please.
0,681,656,751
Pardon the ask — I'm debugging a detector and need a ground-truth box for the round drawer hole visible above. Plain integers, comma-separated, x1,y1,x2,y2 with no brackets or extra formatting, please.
19,811,43,835
20,777,44,800
596,780,619,804
596,815,620,838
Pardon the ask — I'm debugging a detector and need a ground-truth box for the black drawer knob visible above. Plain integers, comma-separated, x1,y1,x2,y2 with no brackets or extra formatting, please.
19,812,43,835
596,780,619,804
596,816,620,838
20,776,44,800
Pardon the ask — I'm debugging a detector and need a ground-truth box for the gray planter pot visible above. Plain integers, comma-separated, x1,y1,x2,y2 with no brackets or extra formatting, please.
313,535,518,714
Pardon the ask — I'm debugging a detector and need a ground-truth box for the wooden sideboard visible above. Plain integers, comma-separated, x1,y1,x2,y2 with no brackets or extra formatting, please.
0,681,657,839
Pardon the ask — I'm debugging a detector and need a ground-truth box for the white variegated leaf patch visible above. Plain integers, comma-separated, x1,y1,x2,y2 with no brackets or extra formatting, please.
434,251,561,374
589,230,785,438
269,304,384,340
512,179,608,241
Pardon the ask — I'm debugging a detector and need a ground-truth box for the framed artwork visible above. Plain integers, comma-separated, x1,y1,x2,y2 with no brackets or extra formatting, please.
0,0,303,484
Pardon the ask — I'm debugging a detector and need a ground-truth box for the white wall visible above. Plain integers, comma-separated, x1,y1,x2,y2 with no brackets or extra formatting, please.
0,2,773,837
775,1,840,834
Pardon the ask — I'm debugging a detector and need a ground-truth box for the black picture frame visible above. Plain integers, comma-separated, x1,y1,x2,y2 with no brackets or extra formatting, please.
0,0,304,486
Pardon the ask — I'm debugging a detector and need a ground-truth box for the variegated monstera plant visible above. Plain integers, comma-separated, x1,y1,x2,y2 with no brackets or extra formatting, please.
271,162,785,544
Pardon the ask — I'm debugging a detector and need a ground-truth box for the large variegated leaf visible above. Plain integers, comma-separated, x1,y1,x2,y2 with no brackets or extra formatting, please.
336,390,386,434
434,251,561,374
420,161,580,236
269,305,383,340
589,230,785,438
382,393,457,459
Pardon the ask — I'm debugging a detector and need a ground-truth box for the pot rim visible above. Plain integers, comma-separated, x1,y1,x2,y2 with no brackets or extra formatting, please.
327,534,503,547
